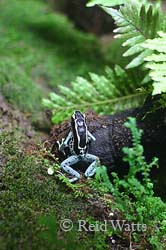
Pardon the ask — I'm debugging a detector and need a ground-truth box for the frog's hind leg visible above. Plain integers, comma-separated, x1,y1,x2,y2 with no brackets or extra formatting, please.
84,154,98,178
61,155,80,183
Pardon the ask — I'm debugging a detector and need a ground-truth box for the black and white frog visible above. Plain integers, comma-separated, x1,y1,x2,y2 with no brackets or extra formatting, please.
57,110,99,183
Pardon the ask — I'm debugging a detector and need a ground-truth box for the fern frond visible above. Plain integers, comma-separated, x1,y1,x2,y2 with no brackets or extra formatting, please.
142,31,166,95
87,0,125,7
42,65,146,123
102,2,161,68
87,0,150,7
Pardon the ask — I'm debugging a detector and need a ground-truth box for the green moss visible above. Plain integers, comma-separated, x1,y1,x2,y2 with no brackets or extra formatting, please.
0,59,42,112
0,131,95,250
0,0,105,115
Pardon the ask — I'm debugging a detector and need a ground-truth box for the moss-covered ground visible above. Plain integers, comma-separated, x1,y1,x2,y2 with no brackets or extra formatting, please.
0,97,113,249
0,0,112,249
0,129,95,250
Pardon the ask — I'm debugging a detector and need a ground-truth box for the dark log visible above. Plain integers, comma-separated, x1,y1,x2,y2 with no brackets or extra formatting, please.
49,96,166,198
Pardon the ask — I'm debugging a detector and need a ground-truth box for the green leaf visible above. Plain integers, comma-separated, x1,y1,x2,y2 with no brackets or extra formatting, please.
123,44,144,57
86,0,125,7
42,66,146,123
142,31,166,95
101,3,161,68
152,82,166,95
126,49,151,69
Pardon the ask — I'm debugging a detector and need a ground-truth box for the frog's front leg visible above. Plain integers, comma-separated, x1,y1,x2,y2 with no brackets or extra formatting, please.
84,154,99,178
61,155,80,183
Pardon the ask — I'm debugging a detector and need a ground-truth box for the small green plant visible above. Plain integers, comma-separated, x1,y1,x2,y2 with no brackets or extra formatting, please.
58,174,87,198
94,117,166,249
92,165,113,194
45,159,87,198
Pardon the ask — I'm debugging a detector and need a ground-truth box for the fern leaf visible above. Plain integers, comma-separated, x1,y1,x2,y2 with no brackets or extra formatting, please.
87,0,150,8
142,31,166,95
42,65,146,123
87,0,125,7
102,3,161,68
